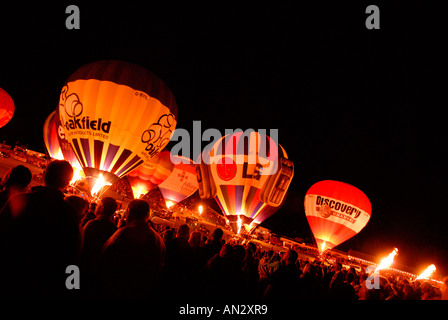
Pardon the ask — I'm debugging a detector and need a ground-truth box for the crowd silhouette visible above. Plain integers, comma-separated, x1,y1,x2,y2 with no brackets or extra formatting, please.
0,160,447,300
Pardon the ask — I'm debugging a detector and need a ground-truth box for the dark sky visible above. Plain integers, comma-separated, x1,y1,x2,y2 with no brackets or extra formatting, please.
1,2,447,275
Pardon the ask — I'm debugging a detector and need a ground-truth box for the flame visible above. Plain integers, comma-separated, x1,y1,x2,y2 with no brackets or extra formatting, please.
416,264,436,280
237,216,243,234
54,149,65,160
198,205,203,215
165,200,174,209
70,166,84,185
131,184,149,199
320,241,327,254
91,173,112,196
374,248,398,273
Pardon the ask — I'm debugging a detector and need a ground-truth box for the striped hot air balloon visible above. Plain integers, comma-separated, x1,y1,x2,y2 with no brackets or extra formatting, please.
304,180,372,255
197,131,294,234
58,60,178,190
0,87,14,128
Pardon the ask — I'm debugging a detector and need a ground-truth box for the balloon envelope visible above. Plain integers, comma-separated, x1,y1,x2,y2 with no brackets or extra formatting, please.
304,180,372,254
197,131,294,234
158,155,198,207
0,87,14,128
58,60,178,189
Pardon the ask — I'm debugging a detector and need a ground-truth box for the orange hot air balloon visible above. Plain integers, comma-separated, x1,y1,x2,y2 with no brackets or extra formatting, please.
158,155,198,207
127,150,174,199
58,60,178,191
0,87,14,128
304,180,372,254
197,131,294,234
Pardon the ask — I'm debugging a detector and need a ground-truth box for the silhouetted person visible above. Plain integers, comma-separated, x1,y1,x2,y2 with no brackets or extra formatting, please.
0,165,32,210
263,249,301,300
81,202,97,227
328,270,357,300
202,227,223,266
162,223,193,298
201,243,238,300
81,196,118,292
0,160,79,299
65,195,89,226
188,231,204,272
97,199,165,299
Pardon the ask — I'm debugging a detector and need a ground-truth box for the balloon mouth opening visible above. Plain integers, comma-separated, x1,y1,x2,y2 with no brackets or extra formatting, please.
226,214,253,235
315,239,336,255
83,168,119,196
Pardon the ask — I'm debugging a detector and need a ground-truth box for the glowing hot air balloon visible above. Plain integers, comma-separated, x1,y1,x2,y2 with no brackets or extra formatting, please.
197,131,294,234
43,111,64,160
58,60,178,192
0,87,14,128
158,155,198,208
304,180,372,255
127,150,174,199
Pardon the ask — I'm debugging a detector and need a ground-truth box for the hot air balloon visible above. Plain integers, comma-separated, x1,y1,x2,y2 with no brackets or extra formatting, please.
197,131,294,234
58,60,178,192
304,180,372,255
43,111,64,160
158,155,198,208
0,87,14,128
127,150,174,199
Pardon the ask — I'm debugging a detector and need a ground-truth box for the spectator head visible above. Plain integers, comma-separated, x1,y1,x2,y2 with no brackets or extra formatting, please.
96,196,118,218
163,229,175,243
246,241,257,255
43,160,73,189
283,249,298,265
302,262,316,276
126,199,149,222
212,227,223,241
177,224,190,240
233,244,246,265
219,243,233,259
188,231,202,248
65,195,89,222
3,165,32,191
346,271,356,284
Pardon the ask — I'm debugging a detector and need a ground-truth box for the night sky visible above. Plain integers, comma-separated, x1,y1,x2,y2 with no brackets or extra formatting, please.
1,2,447,275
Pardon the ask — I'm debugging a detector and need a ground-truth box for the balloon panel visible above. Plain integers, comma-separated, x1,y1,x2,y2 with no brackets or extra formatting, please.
54,107,81,169
0,87,15,128
127,151,174,197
